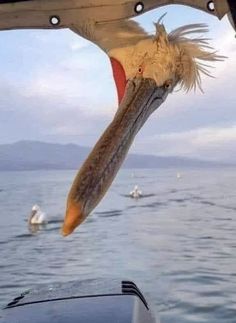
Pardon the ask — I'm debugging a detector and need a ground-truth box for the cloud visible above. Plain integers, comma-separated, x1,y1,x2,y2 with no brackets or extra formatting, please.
134,125,236,162
0,76,114,146
69,38,92,51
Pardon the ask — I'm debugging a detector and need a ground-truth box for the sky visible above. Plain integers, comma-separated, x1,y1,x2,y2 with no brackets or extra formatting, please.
0,4,235,162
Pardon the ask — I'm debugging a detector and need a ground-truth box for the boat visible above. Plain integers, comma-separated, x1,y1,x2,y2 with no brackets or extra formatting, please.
0,0,234,32
0,279,158,323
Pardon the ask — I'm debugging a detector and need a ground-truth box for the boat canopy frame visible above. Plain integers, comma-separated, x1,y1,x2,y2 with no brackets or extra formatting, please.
0,0,234,33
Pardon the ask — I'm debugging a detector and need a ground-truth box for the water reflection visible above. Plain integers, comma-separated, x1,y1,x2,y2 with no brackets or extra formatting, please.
28,223,47,235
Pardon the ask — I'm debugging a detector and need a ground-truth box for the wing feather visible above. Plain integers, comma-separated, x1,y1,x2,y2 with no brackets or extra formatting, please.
71,19,149,52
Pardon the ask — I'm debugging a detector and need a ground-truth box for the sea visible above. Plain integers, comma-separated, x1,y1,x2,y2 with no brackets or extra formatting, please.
0,168,236,322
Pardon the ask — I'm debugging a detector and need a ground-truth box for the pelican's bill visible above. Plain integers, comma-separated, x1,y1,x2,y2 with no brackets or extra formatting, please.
62,78,171,236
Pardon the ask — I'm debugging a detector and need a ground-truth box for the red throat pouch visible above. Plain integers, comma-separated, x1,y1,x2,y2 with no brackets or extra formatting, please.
110,57,127,104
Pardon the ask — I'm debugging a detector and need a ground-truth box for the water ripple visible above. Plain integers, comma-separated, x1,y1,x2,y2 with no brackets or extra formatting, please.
0,168,236,323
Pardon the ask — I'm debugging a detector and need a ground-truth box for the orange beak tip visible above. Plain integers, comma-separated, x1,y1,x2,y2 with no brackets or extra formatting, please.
60,223,74,237
61,229,69,237
61,202,85,237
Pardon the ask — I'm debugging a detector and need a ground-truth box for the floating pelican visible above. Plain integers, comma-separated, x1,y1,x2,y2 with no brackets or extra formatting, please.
176,172,181,179
28,205,47,225
130,185,143,198
0,0,231,236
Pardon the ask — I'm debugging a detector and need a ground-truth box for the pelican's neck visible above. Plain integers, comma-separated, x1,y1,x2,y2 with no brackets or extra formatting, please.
29,210,37,223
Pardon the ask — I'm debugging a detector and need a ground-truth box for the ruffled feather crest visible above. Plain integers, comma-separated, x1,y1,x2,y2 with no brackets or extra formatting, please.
155,22,225,92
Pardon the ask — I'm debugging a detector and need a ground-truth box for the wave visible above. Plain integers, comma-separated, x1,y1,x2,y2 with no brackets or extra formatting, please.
121,193,155,199
95,209,123,218
14,233,35,239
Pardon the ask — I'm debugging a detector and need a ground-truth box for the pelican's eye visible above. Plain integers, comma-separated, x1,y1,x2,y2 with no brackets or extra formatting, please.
138,66,143,74
164,79,173,89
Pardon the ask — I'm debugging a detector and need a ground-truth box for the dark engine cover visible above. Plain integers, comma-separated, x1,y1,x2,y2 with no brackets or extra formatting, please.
0,279,157,323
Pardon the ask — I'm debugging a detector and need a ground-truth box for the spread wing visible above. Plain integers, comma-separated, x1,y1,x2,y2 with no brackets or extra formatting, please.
70,19,149,53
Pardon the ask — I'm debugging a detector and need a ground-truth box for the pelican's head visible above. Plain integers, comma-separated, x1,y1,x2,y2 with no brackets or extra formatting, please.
109,22,223,104
62,22,223,236
32,204,40,212
29,204,39,223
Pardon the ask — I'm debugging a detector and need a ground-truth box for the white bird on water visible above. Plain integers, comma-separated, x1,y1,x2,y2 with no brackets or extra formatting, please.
176,172,182,179
28,205,47,225
0,0,227,236
130,185,143,199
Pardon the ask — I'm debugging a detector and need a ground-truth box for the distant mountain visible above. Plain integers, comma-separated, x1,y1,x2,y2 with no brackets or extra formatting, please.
0,140,231,171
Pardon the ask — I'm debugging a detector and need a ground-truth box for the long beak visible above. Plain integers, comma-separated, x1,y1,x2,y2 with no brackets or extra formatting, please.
61,78,171,236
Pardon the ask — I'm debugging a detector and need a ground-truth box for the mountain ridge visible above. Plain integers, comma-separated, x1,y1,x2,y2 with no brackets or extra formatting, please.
0,140,233,171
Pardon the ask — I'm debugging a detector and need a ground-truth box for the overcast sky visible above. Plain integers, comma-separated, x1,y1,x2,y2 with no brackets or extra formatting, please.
0,5,235,162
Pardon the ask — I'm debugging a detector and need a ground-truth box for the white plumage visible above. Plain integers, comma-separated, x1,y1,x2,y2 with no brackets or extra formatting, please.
91,20,223,92
130,185,143,198
29,205,47,225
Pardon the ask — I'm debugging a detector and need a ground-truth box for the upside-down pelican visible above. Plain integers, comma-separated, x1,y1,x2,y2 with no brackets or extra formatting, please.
0,0,229,236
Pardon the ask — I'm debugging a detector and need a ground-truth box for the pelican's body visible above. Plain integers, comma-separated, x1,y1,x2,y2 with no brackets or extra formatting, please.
29,205,47,225
130,185,143,199
0,0,227,235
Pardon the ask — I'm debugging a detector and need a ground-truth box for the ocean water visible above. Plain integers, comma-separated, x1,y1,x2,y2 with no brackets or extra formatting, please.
0,168,236,322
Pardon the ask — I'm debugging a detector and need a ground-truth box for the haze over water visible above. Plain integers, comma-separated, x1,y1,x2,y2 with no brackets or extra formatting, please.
0,168,236,322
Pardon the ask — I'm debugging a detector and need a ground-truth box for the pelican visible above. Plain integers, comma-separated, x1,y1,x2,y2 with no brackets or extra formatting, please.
0,0,230,236
130,185,143,198
176,172,181,179
28,204,47,225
